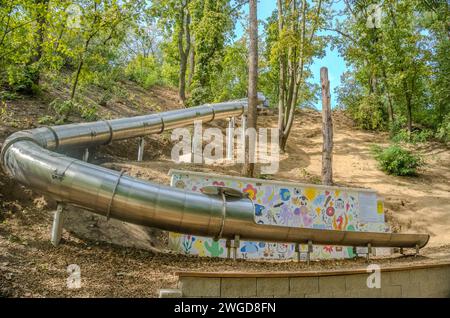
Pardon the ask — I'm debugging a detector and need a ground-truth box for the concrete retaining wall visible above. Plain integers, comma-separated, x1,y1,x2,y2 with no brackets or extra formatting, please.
160,262,450,298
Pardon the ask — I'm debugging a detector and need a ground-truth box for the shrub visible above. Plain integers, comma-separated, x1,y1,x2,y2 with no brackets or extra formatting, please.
371,144,423,176
78,103,98,121
49,98,74,121
125,55,161,88
390,116,434,144
436,114,450,143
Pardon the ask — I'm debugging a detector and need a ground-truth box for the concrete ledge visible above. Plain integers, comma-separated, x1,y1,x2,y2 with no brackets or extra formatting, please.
174,261,450,298
175,261,450,278
159,289,182,298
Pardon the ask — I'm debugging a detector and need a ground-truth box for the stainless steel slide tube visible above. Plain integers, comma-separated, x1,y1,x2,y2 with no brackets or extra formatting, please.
0,98,430,249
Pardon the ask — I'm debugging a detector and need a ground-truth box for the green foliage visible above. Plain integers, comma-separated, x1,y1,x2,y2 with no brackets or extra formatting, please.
0,91,19,101
49,98,74,121
389,116,434,144
38,115,58,125
210,39,248,102
189,0,234,106
436,114,450,143
334,0,448,141
78,103,98,121
371,144,423,176
125,55,161,89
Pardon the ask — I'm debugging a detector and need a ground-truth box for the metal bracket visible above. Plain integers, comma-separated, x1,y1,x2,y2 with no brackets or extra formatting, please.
51,169,65,181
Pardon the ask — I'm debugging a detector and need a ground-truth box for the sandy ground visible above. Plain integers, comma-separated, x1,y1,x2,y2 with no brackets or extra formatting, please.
0,84,449,297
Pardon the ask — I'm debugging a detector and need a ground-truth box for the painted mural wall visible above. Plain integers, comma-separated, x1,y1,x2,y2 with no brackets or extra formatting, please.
168,170,388,260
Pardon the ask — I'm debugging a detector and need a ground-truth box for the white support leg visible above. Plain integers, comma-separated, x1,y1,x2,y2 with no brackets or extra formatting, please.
366,243,372,262
226,239,231,259
226,117,235,161
295,243,300,262
82,148,89,162
137,137,145,162
233,235,240,261
51,203,66,246
191,121,203,164
307,240,313,266
241,115,247,150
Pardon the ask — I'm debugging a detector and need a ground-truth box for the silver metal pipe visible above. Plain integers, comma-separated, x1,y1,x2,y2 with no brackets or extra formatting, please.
0,98,430,249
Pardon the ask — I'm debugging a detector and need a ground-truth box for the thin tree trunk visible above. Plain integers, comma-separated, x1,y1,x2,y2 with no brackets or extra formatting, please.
321,67,333,185
28,0,49,87
71,35,93,100
187,38,195,89
403,79,413,139
280,0,307,152
177,4,190,105
241,0,258,177
277,0,286,152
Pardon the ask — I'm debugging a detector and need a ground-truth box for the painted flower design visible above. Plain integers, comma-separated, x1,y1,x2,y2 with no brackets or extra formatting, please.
326,206,335,217
254,204,265,216
243,184,257,200
279,188,291,201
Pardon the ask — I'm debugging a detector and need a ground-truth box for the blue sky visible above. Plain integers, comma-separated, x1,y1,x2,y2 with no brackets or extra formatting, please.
234,1,347,110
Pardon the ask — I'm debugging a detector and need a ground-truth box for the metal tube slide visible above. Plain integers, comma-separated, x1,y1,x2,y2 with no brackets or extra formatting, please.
0,99,430,249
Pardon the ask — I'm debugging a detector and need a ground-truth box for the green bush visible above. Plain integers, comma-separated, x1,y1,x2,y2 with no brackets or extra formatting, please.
49,98,74,121
436,114,450,143
125,55,161,88
390,116,434,144
371,144,423,176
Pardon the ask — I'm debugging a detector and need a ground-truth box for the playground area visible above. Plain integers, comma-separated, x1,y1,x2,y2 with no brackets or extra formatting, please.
0,91,449,297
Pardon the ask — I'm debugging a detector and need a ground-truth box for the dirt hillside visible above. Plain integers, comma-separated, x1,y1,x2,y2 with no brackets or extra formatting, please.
0,82,449,297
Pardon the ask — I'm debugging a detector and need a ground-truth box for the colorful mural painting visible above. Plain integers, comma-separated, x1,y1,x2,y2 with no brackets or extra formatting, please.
168,170,389,260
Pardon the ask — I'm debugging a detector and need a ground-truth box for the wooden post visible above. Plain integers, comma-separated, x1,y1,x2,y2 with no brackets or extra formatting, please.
321,67,333,185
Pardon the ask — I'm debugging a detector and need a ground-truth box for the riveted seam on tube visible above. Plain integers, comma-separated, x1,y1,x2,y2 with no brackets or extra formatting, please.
239,104,245,117
43,126,60,150
209,105,216,123
158,115,165,134
106,170,126,221
103,120,113,145
214,191,227,240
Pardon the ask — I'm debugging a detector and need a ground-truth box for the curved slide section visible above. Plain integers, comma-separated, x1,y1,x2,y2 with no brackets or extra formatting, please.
0,99,429,249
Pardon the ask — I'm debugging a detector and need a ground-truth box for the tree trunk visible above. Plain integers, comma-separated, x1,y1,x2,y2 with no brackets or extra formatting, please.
71,35,93,101
381,67,394,123
28,0,49,87
277,0,286,153
241,0,258,177
177,5,190,105
71,59,83,100
321,67,333,185
187,37,195,88
403,79,413,139
179,53,187,104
